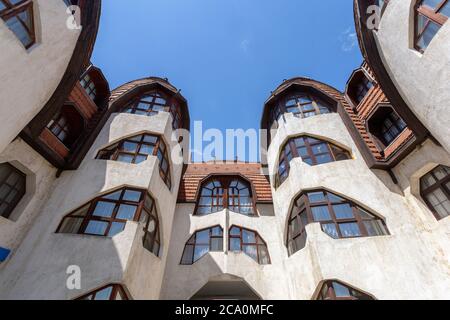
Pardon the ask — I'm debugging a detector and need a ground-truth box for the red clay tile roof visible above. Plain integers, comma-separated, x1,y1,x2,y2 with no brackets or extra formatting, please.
177,162,273,203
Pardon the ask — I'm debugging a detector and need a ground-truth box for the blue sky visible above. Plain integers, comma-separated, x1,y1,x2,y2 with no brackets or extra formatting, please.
91,0,362,162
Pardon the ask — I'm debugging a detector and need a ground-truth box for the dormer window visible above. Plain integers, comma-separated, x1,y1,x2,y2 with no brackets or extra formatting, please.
367,106,407,148
80,73,97,101
415,0,449,52
316,280,375,300
0,0,35,49
346,70,374,106
47,105,85,148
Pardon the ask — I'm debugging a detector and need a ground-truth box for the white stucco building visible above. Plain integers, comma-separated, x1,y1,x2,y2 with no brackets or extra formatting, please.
0,0,449,300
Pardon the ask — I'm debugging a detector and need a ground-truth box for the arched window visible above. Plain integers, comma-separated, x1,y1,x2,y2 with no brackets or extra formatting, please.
420,165,450,220
316,280,374,300
180,226,223,265
195,177,255,216
277,136,351,186
57,187,160,256
287,190,389,255
76,284,129,300
229,226,270,265
367,106,407,147
415,0,449,52
46,105,85,148
0,163,26,219
96,134,171,189
0,0,35,49
269,93,333,128
122,91,167,116
80,73,97,101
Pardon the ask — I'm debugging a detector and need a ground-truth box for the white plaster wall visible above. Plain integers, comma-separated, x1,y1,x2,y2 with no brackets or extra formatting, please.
0,138,56,259
265,113,450,299
375,0,450,152
0,111,185,299
0,0,82,154
160,204,291,300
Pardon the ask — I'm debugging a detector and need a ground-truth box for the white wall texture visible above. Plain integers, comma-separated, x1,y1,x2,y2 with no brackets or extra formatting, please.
375,0,450,152
0,0,81,153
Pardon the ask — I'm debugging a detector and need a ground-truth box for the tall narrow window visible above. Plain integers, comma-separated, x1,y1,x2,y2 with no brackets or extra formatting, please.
80,73,97,101
180,226,223,265
169,100,183,130
269,92,334,128
57,188,160,256
47,105,85,148
277,136,351,186
0,163,26,219
415,0,449,52
195,177,255,216
420,165,450,220
0,0,35,49
229,226,270,265
316,281,374,300
76,284,129,300
96,134,171,189
287,190,389,255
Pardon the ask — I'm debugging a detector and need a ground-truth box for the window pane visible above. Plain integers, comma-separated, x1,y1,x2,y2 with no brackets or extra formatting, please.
94,286,113,300
230,238,241,251
196,230,210,244
85,220,108,236
59,217,83,234
364,220,388,236
243,245,258,261
332,282,351,297
193,245,209,262
108,222,126,237
211,238,223,251
321,223,339,239
181,245,194,264
308,192,326,203
92,201,115,218
333,203,354,219
117,154,134,163
123,190,141,202
116,204,137,220
339,222,362,238
311,206,331,221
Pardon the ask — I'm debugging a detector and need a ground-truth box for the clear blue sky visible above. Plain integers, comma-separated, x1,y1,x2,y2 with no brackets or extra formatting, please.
91,0,362,162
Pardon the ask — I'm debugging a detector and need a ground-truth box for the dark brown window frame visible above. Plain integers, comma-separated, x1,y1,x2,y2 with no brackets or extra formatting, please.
194,176,257,216
276,136,352,186
229,225,271,265
420,165,450,220
316,280,375,300
121,90,184,131
269,92,334,129
96,133,172,190
56,187,161,257
414,0,449,52
46,104,86,149
0,0,35,49
367,105,408,149
180,225,224,265
75,283,129,300
0,162,26,219
80,73,97,102
287,190,389,256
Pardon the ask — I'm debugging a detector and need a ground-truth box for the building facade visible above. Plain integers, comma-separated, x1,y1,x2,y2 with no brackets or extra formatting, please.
0,0,449,300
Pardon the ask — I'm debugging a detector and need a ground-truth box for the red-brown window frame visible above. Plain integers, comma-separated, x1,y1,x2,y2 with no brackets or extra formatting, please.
420,165,450,220
194,176,257,216
228,225,271,265
0,0,35,49
414,0,449,52
276,136,352,186
96,133,172,190
287,190,389,256
75,283,130,300
316,280,375,300
56,187,161,256
180,225,224,265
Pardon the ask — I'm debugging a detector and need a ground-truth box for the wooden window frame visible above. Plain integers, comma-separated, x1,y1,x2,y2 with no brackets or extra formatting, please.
0,0,35,49
420,165,450,220
194,176,257,216
287,190,389,256
80,73,97,101
415,0,449,52
269,92,334,129
180,225,223,265
229,225,271,265
96,133,171,190
75,283,129,300
122,91,184,130
276,136,351,186
0,163,26,219
316,280,374,300
56,187,161,256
